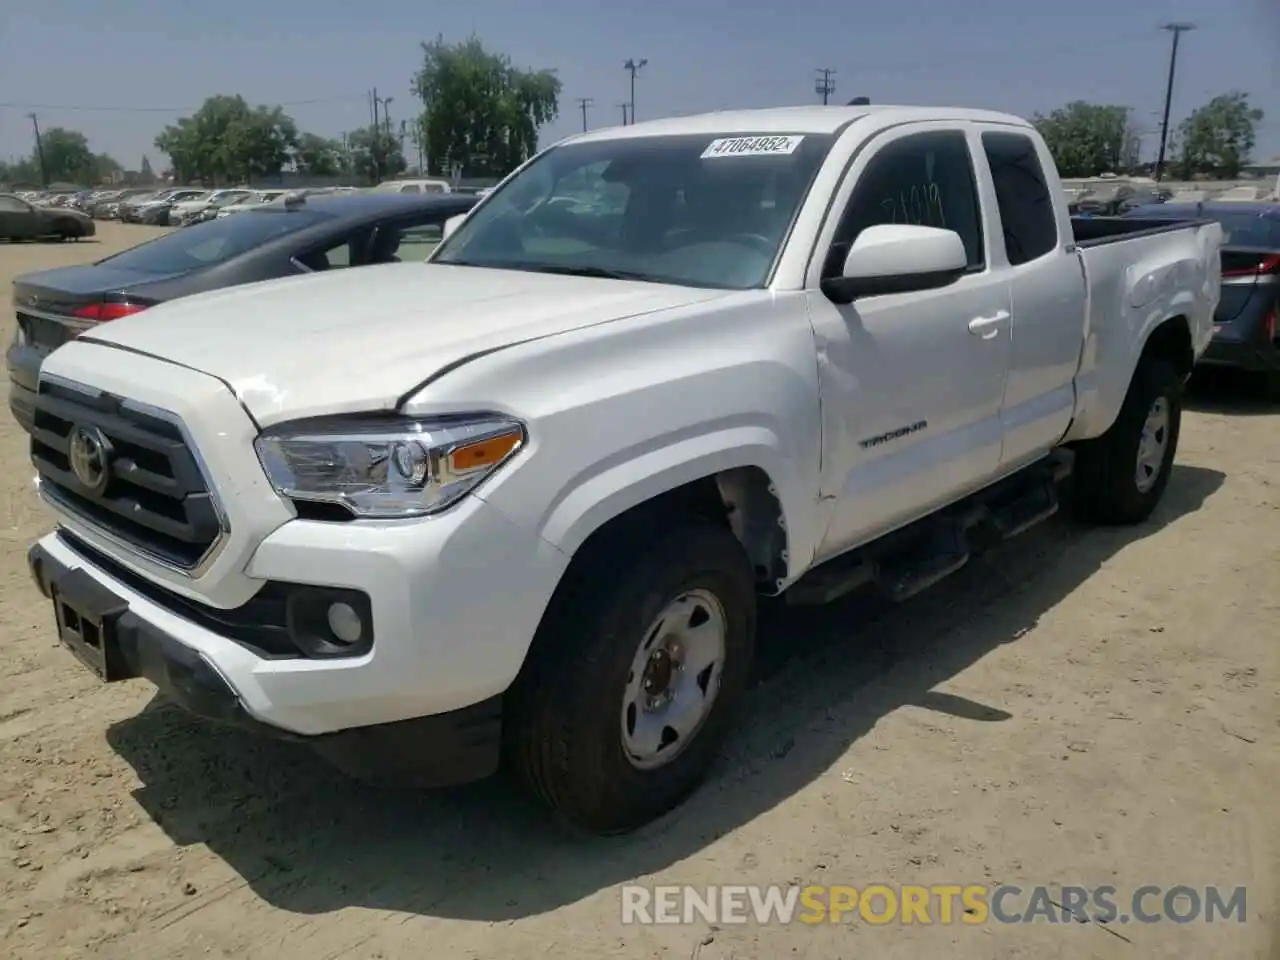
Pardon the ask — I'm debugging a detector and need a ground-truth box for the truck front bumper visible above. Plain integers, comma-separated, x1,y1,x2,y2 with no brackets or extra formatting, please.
27,497,568,786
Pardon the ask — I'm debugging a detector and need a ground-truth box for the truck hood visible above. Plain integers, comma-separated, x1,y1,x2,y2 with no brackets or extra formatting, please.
80,262,729,426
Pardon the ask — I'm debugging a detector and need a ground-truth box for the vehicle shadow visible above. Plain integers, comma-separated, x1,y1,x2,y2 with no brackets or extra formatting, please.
105,464,1224,921
1185,367,1279,416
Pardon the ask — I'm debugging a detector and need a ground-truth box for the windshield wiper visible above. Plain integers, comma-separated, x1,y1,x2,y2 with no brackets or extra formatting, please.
517,263,656,281
442,259,658,283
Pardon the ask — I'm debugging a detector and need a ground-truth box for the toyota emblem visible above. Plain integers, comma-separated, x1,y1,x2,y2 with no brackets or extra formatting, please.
68,425,112,495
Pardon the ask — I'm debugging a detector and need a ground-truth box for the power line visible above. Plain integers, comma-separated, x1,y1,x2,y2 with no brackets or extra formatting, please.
1155,22,1196,182
0,95,365,114
576,97,594,132
815,68,836,106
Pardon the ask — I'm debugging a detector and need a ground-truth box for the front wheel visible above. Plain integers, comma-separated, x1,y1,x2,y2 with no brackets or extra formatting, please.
507,518,757,834
1072,356,1182,525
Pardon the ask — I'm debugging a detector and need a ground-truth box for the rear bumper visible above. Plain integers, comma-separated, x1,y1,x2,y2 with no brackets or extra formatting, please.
8,343,43,404
1198,336,1280,374
27,536,505,787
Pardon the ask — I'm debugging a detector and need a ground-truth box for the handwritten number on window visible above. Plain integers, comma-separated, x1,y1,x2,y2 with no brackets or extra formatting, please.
875,182,946,228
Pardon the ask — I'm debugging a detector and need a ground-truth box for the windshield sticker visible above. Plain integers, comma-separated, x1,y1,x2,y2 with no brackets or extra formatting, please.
701,135,805,159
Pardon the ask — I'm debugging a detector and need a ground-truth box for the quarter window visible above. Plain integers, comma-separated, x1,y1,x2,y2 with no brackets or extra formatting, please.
981,132,1058,265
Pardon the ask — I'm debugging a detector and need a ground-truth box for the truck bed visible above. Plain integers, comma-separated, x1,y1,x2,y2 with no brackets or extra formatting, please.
1071,215,1216,247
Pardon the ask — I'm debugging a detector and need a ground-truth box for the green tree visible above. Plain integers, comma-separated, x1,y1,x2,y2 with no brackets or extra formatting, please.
38,128,96,183
347,125,406,183
1173,91,1263,179
92,153,122,183
1032,102,1135,177
412,35,561,178
155,95,299,184
0,157,41,185
294,133,345,177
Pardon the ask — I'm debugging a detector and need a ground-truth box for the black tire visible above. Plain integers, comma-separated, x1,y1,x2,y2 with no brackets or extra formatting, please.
507,517,756,835
1072,356,1182,525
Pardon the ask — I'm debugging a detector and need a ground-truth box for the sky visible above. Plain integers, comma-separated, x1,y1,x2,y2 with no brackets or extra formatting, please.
1,0,1277,173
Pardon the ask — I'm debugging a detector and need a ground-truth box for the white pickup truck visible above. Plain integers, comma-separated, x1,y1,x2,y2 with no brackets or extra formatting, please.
19,105,1221,834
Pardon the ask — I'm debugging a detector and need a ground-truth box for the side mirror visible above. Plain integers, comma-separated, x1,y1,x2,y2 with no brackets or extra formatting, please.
821,224,968,304
441,213,466,242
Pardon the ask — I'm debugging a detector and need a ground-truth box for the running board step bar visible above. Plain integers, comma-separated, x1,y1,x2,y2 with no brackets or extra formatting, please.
786,449,1073,606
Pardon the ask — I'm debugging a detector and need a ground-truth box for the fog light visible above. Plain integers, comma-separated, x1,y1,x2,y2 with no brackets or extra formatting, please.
326,601,363,644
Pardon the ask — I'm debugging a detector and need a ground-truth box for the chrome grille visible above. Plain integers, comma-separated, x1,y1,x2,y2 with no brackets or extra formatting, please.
27,379,225,571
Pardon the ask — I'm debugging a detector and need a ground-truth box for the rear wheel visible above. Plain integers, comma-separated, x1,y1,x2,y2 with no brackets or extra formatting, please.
1072,356,1182,525
507,518,756,834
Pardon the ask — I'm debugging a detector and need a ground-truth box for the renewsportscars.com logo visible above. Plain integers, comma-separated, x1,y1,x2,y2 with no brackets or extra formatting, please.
620,884,1249,926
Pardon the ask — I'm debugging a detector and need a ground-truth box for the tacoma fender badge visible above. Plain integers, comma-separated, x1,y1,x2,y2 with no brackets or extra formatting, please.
858,420,928,450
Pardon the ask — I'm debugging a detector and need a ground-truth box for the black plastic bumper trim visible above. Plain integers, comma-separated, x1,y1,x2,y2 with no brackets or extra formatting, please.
26,541,503,788
1199,337,1280,374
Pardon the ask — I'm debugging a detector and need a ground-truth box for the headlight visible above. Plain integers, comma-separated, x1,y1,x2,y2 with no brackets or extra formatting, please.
254,414,525,518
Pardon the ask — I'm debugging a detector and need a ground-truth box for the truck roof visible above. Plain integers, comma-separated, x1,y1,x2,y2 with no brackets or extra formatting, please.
565,105,1033,143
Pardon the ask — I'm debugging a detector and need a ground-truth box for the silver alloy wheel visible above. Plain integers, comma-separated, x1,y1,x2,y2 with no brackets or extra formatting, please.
621,588,727,771
1135,396,1170,493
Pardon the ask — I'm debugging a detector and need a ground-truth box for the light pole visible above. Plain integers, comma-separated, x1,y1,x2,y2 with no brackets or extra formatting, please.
624,58,647,125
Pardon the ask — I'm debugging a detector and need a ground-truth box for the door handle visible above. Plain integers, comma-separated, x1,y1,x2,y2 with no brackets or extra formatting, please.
968,310,1009,340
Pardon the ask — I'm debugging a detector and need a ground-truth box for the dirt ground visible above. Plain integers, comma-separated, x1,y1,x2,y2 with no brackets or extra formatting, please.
0,222,1277,959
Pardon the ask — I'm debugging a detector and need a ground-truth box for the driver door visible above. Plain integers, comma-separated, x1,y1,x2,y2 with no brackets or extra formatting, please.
805,124,1012,561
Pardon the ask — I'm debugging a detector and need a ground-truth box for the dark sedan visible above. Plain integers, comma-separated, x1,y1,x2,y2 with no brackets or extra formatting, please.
1125,202,1280,387
0,193,96,241
7,191,477,415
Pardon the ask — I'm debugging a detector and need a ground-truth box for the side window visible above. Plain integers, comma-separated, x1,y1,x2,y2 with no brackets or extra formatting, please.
294,235,358,272
0,196,31,213
399,184,421,194
370,217,444,263
827,130,985,276
980,132,1058,265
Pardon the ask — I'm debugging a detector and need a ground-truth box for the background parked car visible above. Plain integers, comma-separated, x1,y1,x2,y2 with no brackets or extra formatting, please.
170,188,254,227
0,193,96,241
215,189,289,217
7,190,478,413
1126,201,1280,389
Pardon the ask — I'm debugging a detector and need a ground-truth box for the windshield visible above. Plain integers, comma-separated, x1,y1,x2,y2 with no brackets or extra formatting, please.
96,207,336,274
433,132,835,289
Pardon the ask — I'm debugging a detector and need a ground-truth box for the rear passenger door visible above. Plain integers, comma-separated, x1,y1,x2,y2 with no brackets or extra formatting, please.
806,124,1013,559
975,128,1087,470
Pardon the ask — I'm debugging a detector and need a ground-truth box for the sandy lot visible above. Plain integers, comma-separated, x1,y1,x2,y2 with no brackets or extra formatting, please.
0,222,1277,959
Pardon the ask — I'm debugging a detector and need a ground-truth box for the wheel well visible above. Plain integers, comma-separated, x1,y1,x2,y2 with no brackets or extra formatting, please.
1142,315,1194,380
563,468,789,593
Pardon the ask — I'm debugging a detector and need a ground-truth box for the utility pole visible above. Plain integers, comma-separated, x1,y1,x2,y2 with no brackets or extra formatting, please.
624,58,647,124
381,96,395,137
617,103,630,125
576,97,594,132
1154,22,1195,183
815,68,836,106
371,88,381,183
28,113,48,188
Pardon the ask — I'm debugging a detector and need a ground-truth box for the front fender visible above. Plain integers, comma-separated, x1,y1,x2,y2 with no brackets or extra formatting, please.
408,292,826,580
512,420,801,562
